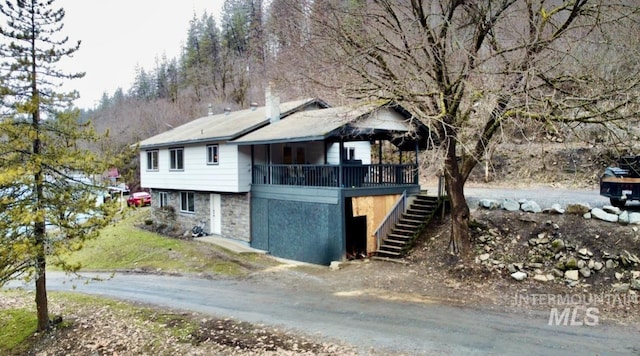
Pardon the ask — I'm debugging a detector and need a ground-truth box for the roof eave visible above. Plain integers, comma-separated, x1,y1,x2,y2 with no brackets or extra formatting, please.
232,135,328,146
139,135,237,149
139,120,270,150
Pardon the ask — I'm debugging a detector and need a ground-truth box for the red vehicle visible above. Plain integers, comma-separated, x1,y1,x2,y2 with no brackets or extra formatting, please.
127,191,151,207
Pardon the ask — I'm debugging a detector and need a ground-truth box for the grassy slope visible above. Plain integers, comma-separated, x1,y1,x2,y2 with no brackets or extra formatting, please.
0,296,36,355
2,209,281,354
57,208,273,276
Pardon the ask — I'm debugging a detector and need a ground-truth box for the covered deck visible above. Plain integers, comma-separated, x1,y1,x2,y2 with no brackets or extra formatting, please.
235,102,433,191
252,163,417,188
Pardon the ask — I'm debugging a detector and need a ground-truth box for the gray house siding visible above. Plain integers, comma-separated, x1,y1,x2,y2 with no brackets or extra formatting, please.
251,185,344,265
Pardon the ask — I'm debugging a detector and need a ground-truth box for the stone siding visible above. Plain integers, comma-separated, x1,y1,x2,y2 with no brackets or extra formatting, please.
150,190,250,242
221,193,251,242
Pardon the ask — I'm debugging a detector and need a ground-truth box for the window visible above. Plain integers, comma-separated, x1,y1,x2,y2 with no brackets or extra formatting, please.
206,144,219,165
159,192,168,208
146,150,158,170
283,146,292,164
343,147,356,161
169,147,184,170
180,191,195,212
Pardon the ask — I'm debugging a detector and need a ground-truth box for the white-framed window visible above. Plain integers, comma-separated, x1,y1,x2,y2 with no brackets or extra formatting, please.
159,192,168,208
206,144,219,165
146,150,158,170
180,191,195,213
169,147,184,170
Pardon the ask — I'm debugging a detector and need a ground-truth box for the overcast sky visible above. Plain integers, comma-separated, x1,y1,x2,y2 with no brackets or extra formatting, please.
56,0,224,109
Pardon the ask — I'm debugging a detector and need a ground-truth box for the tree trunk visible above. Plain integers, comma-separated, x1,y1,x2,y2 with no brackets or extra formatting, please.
446,176,471,257
34,129,48,331
444,139,472,258
34,129,49,331
35,249,48,331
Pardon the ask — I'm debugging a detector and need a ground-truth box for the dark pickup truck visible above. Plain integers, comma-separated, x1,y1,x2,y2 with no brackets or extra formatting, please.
600,155,640,208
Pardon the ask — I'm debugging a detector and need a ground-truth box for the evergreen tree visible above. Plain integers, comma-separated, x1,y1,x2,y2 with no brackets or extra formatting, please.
0,0,122,331
130,65,155,101
165,58,179,102
200,12,222,91
182,13,205,100
112,87,125,105
221,0,251,56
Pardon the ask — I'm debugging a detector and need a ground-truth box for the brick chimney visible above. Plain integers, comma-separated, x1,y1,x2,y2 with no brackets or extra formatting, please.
265,83,280,124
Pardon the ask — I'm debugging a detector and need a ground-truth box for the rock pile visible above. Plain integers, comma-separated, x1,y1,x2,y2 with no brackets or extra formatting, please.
475,199,640,293
477,199,640,226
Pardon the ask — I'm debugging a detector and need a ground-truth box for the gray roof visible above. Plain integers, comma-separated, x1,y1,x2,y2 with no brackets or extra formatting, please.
232,103,412,145
138,98,327,148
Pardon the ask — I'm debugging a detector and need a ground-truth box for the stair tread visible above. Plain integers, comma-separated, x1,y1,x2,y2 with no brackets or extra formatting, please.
379,244,403,250
408,208,432,213
411,204,436,209
390,231,413,236
386,237,411,243
413,200,437,205
389,232,412,237
411,204,436,208
375,250,401,256
385,237,409,243
397,222,417,226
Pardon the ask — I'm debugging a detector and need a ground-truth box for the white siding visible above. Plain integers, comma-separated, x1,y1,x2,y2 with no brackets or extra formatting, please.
326,142,371,164
140,142,250,193
237,145,252,190
354,107,411,131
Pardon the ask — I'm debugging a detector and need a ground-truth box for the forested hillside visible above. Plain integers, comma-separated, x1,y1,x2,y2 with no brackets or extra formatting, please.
81,0,339,161
78,1,640,193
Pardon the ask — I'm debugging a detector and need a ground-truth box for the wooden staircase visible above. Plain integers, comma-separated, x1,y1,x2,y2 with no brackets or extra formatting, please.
375,194,442,259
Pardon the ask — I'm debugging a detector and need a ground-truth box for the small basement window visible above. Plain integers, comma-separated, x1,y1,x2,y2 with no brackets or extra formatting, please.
180,191,195,213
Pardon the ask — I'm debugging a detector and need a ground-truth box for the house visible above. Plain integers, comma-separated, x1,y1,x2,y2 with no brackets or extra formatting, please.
138,91,329,243
139,91,436,265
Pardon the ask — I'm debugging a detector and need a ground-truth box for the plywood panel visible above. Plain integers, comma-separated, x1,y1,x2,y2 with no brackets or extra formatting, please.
351,194,401,253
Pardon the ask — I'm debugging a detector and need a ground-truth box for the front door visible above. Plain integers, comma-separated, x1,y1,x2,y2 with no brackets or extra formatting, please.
210,193,221,235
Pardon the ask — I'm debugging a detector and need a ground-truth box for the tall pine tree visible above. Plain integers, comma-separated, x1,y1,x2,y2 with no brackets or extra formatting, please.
0,0,121,331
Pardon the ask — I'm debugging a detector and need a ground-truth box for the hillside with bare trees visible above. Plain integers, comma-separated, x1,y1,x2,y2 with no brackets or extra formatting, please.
81,1,640,219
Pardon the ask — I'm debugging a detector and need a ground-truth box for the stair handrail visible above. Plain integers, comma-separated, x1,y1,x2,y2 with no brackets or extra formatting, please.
374,190,407,249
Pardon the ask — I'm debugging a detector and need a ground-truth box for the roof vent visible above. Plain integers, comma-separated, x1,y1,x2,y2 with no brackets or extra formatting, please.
250,102,258,111
208,103,213,116
224,107,232,115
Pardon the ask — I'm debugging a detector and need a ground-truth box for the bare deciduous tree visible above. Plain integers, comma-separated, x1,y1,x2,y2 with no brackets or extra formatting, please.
289,0,640,258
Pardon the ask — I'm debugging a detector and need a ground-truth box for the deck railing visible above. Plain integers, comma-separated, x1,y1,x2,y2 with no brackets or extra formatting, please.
252,163,418,188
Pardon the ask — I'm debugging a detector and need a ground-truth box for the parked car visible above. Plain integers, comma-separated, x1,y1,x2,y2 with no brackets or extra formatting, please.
108,183,130,195
600,155,640,208
127,191,151,207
